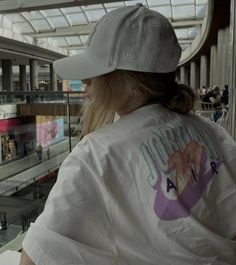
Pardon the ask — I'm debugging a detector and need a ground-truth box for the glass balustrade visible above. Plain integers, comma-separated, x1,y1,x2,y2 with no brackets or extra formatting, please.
0,91,85,252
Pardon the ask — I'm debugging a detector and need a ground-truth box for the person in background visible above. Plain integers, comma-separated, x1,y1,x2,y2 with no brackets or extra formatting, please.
197,85,207,99
8,139,16,159
20,4,236,265
202,86,223,121
46,147,50,160
36,143,43,162
23,141,29,157
202,85,221,106
221,84,229,106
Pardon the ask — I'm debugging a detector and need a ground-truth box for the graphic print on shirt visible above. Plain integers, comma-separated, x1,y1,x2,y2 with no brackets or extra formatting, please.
140,124,223,220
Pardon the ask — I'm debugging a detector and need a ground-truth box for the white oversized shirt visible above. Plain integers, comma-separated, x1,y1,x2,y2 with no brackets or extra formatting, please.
23,104,236,265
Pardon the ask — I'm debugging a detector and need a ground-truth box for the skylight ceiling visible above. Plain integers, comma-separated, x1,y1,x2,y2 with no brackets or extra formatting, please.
1,0,208,55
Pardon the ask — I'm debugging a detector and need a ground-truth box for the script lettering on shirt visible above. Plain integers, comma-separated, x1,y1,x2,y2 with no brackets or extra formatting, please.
140,124,223,220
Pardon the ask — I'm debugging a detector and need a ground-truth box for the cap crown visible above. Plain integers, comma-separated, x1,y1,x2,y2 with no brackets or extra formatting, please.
85,4,181,73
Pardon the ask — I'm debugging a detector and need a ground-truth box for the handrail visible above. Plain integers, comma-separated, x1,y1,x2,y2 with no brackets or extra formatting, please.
0,91,85,95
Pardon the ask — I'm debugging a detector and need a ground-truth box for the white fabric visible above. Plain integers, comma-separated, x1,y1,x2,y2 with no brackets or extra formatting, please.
0,250,20,265
53,4,181,80
23,104,236,265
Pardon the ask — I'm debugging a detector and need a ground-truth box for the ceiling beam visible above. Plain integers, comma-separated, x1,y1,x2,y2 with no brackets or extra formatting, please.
24,23,96,38
178,39,194,44
0,0,123,13
172,19,203,28
24,19,202,38
62,44,85,49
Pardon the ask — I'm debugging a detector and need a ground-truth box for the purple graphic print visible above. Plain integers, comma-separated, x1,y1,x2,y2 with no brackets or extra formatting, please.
142,140,222,220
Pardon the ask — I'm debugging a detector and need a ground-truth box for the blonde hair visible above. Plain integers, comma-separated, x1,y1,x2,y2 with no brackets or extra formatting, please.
79,99,115,138
80,70,196,137
115,70,196,114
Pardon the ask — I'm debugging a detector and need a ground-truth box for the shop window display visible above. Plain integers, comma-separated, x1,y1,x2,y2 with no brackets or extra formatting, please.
0,117,37,164
1,135,17,162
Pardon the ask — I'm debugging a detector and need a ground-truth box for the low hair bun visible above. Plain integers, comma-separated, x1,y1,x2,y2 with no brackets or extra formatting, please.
165,83,197,114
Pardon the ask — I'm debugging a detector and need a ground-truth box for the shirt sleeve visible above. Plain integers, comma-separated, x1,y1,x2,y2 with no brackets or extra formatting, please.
22,139,117,265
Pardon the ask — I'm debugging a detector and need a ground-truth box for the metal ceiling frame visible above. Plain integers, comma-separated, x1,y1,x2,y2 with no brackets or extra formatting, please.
0,0,208,60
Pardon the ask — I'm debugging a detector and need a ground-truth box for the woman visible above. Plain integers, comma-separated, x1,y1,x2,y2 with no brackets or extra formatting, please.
20,4,236,265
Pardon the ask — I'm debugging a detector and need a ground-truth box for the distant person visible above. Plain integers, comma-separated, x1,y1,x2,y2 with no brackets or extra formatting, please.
8,139,16,158
46,147,50,160
25,95,31,103
23,142,29,156
34,87,39,102
202,86,221,105
221,85,229,106
202,86,222,121
0,211,7,230
197,85,207,99
20,4,236,265
36,143,43,162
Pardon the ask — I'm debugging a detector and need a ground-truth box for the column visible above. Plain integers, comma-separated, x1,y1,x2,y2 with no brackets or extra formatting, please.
186,64,190,85
216,29,225,87
190,61,200,91
200,55,209,88
19,65,27,91
210,45,217,86
180,66,187,84
1,59,13,91
50,63,57,91
222,27,230,86
29,59,38,90
228,0,236,139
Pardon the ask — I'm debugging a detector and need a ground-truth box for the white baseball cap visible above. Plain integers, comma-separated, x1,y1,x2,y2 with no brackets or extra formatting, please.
53,3,181,80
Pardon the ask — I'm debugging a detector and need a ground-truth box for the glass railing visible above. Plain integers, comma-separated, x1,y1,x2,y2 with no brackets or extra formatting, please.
0,91,85,252
0,90,85,104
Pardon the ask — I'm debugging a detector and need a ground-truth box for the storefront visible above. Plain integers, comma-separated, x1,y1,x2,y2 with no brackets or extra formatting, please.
0,117,36,163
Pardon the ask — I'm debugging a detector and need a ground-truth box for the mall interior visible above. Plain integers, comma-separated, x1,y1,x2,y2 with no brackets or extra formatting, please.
0,0,236,263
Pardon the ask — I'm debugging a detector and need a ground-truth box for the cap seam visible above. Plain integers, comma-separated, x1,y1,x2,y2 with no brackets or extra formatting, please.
108,6,139,67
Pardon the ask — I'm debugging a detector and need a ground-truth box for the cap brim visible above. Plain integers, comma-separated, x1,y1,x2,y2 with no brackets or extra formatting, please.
53,52,115,80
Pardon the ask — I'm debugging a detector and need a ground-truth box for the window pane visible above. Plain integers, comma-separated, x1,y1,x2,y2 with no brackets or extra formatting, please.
196,0,208,4
104,2,124,8
66,13,88,25
51,37,68,46
14,22,34,33
196,4,207,18
80,35,89,45
85,9,106,22
106,7,121,12
31,19,52,31
42,9,61,17
148,0,170,5
5,14,25,23
2,17,13,30
188,28,199,38
61,7,82,14
174,29,188,38
69,49,84,56
151,6,172,18
49,16,69,28
66,36,82,45
172,0,194,5
180,43,190,50
23,11,43,19
172,5,195,18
